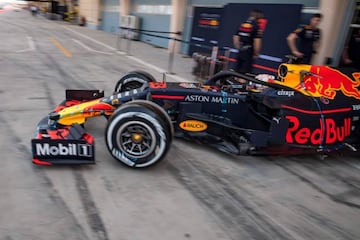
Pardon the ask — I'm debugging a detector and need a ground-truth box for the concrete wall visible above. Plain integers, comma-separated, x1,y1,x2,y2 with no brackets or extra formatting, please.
313,0,354,65
78,0,101,29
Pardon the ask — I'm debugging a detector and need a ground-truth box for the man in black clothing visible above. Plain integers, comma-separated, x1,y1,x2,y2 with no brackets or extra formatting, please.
343,28,360,70
287,13,322,64
233,9,264,73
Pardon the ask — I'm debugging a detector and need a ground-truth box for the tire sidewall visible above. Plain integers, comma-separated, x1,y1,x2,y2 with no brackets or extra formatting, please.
115,71,155,92
106,106,169,168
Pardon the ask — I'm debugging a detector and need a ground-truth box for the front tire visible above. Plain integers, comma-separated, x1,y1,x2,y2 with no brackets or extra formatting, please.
105,102,172,168
114,71,155,93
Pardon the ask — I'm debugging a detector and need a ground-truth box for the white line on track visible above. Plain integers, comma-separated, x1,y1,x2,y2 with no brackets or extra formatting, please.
16,36,35,53
64,26,116,51
63,26,191,82
72,39,113,55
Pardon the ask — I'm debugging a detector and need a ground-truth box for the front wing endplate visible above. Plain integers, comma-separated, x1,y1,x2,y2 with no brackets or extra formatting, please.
31,139,95,165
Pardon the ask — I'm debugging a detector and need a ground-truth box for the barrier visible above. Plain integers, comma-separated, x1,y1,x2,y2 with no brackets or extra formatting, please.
192,49,234,80
117,27,234,80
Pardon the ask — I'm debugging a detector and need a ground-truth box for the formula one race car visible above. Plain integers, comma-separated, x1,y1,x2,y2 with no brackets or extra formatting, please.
31,64,360,168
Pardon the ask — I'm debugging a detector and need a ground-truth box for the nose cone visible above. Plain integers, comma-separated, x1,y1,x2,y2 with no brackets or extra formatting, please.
49,112,60,121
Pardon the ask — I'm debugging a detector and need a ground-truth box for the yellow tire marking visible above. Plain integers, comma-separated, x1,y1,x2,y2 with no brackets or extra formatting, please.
50,37,72,57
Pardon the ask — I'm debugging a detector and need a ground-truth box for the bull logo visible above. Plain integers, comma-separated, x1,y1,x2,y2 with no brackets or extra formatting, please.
299,66,360,100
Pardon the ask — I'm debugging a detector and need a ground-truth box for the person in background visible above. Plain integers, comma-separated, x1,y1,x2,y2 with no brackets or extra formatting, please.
30,5,38,17
342,28,360,70
287,13,322,64
233,9,266,74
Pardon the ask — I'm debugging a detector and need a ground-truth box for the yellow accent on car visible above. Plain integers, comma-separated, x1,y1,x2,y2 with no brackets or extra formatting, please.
57,99,102,125
241,23,252,28
179,120,207,132
275,64,312,89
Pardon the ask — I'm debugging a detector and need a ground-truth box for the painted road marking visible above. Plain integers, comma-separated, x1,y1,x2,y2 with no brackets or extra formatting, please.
50,37,72,57
72,39,113,55
64,26,116,51
63,26,191,82
16,36,35,53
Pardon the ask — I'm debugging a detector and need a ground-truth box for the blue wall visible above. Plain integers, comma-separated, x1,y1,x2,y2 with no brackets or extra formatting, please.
189,0,318,8
99,0,320,51
188,3,302,74
101,0,120,33
181,0,320,54
101,12,120,33
131,0,171,48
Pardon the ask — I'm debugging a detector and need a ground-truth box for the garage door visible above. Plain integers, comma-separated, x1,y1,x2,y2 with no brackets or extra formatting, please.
131,0,171,48
101,0,120,33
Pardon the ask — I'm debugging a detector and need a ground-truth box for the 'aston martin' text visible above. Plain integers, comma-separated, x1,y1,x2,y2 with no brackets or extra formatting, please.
185,95,239,104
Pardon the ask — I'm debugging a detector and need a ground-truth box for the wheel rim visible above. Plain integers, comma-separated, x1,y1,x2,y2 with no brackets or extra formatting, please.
121,76,147,91
116,121,156,159
123,81,143,91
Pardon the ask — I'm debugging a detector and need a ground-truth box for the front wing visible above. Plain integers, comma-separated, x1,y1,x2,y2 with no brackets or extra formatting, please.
31,118,95,165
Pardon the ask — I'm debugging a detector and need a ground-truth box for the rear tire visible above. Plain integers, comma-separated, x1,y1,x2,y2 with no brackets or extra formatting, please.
105,101,172,168
204,71,239,86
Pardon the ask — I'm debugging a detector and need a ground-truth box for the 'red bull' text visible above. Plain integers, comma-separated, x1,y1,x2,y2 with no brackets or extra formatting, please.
286,116,352,145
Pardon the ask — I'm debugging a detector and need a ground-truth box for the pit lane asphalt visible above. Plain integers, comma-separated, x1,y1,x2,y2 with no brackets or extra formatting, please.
1,10,360,240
